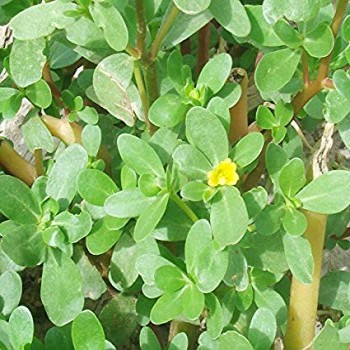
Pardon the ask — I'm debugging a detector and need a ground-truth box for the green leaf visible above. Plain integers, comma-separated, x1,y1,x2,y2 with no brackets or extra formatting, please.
65,16,109,50
149,94,189,128
219,331,253,350
150,127,179,166
216,82,242,108
47,144,88,208
2,224,45,267
77,107,99,125
185,219,212,275
136,254,174,290
0,271,22,317
211,186,249,248
244,233,288,274
266,143,288,186
0,175,41,224
224,246,249,291
118,134,165,178
242,186,268,219
82,125,101,157
73,247,107,300
163,10,213,49
168,333,188,350
245,5,283,47
333,70,350,100
173,0,211,15
313,322,346,350
210,0,251,37
150,289,184,324
138,174,162,197
205,293,223,339
343,15,350,42
186,107,228,165
49,40,81,70
72,310,105,350
182,284,204,320
303,23,334,58
53,211,92,243
139,327,161,350
197,53,232,94
207,97,231,131
304,93,326,120
338,114,350,150
282,207,307,236
105,188,154,218
25,79,52,108
181,181,209,202
255,48,301,93
279,158,306,197
90,2,128,51
153,200,193,241
263,0,321,24
41,248,84,326
339,323,350,344
134,193,169,242
272,125,287,144
254,287,287,325
10,38,46,88
194,241,229,293
155,265,187,292
120,165,137,190
93,53,135,126
22,115,55,152
99,295,137,347
319,271,350,313
296,171,350,214
248,308,276,350
173,144,212,180
273,19,302,49
256,105,277,129
324,89,350,123
8,306,34,350
0,91,23,119
230,132,264,168
110,235,158,290
77,169,118,206
275,102,294,126
235,289,253,313
86,218,122,256
283,233,314,284
44,325,74,350
255,202,285,236
10,1,76,40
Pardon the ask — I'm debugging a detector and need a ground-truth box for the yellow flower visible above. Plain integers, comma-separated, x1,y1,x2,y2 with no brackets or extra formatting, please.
207,158,239,187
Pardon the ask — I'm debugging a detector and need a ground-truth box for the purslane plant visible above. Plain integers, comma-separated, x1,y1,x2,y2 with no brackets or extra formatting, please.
1,0,350,349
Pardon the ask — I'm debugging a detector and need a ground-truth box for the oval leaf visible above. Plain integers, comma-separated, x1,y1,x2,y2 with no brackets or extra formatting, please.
77,169,118,206
72,310,105,350
255,48,301,93
282,233,314,285
186,107,229,165
173,0,211,15
41,248,84,326
248,308,276,350
296,170,350,214
211,186,249,248
118,134,165,178
0,175,41,224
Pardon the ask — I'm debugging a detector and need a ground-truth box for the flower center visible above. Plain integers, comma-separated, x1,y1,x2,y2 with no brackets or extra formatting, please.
207,158,239,187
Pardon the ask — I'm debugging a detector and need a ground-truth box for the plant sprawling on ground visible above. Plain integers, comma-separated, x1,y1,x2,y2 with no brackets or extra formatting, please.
1,0,350,349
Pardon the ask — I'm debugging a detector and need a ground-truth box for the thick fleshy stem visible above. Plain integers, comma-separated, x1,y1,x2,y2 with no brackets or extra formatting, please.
284,212,327,350
0,140,37,186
